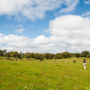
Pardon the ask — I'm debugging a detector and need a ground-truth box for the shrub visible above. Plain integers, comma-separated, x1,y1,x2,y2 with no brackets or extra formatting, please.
73,60,76,63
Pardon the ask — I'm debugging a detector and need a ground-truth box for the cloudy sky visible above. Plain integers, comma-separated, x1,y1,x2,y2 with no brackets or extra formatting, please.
0,0,90,53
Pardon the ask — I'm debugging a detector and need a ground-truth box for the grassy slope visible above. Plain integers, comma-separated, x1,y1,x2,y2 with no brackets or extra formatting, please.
0,58,90,90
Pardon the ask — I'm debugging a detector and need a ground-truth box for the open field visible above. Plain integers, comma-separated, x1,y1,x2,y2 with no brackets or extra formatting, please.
0,58,90,90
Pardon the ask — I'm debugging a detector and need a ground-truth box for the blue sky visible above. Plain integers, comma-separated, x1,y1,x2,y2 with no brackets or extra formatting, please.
0,0,90,37
0,0,90,53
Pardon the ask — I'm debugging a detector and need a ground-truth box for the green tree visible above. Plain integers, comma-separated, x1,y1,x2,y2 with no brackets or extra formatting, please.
0,50,7,56
44,53,54,59
9,51,19,60
81,51,89,57
24,53,33,60
74,53,81,58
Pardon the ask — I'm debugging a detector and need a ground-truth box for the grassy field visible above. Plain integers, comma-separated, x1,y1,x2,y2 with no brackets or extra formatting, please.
0,58,90,90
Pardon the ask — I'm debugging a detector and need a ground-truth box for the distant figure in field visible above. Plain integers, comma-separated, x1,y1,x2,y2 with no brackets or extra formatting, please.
83,59,87,70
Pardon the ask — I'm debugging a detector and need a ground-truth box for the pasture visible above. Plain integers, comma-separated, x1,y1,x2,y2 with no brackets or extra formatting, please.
0,58,90,90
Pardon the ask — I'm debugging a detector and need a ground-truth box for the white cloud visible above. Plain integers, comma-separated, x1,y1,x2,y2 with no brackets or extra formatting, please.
0,0,79,20
0,34,52,53
82,12,90,18
85,0,90,4
49,15,90,52
0,15,90,53
15,28,24,33
0,33,4,37
60,0,79,13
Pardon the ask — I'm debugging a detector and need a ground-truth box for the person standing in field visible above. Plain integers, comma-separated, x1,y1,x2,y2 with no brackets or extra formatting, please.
83,59,87,70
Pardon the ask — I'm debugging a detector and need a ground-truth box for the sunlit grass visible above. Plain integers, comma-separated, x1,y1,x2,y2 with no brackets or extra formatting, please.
0,58,90,90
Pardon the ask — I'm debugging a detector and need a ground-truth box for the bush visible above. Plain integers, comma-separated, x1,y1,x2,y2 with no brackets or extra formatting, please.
40,58,44,61
73,60,76,63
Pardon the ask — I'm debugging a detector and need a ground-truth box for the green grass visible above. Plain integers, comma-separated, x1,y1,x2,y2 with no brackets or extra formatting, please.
0,58,90,90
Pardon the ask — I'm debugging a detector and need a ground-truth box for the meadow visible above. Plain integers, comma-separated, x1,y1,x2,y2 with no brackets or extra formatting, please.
0,58,90,90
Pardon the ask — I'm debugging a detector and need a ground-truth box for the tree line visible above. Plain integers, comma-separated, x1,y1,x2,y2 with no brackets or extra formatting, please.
0,50,90,61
